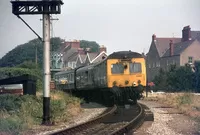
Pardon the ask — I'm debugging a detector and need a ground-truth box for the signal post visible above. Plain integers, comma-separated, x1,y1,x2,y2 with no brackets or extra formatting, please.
11,0,63,124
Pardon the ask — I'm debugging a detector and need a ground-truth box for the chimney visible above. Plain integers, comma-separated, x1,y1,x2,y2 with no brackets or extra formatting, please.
99,45,107,53
182,25,191,42
169,40,174,56
78,48,84,54
152,34,156,42
67,40,80,49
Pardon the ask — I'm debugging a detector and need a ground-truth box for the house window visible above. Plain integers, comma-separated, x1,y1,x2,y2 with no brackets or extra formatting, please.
156,62,160,67
188,56,193,64
68,62,72,67
72,62,76,68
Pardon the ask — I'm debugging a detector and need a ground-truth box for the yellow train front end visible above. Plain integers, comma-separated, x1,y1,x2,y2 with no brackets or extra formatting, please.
107,58,146,88
106,51,146,104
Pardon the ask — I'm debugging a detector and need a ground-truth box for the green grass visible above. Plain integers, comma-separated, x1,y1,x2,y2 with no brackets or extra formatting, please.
177,93,192,105
0,91,82,134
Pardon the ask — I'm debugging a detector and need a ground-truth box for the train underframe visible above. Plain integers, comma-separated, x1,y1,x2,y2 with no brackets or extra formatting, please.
59,85,144,107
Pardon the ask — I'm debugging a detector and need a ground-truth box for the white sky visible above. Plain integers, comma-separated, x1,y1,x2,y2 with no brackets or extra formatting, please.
0,0,199,58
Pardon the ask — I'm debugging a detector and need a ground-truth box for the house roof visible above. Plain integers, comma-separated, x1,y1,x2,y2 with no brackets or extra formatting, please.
68,54,78,62
191,31,200,40
63,48,78,62
91,51,107,63
163,39,195,57
79,54,87,63
154,37,181,57
87,53,99,62
57,44,71,53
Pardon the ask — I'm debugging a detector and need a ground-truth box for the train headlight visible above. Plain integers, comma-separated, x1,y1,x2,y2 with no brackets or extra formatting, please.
133,82,137,87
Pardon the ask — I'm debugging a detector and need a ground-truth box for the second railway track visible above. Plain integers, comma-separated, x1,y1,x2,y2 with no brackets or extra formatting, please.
51,103,153,135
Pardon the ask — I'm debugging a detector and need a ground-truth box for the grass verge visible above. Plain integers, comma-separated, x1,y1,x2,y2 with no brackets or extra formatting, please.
0,90,82,134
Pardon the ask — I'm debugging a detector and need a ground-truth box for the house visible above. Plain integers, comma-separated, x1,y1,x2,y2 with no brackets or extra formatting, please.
51,40,108,70
147,25,200,82
76,45,107,67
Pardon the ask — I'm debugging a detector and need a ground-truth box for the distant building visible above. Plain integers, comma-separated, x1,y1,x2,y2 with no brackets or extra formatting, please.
51,40,108,71
147,25,200,82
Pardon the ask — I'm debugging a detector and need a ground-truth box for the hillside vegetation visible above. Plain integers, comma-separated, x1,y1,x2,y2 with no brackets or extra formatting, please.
0,37,63,68
0,38,100,68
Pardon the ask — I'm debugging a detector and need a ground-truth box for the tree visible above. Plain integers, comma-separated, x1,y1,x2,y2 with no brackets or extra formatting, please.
16,60,39,69
194,61,200,92
153,68,168,91
0,37,63,68
80,40,100,52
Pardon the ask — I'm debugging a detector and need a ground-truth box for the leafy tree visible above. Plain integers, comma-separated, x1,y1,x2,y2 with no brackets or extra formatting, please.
153,68,168,91
167,65,194,91
194,61,200,92
16,60,39,69
0,37,63,68
0,67,43,91
153,64,196,92
80,40,100,52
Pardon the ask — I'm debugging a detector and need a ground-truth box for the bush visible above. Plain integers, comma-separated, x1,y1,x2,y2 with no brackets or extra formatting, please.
177,93,192,105
0,91,82,134
152,64,197,92
0,67,43,91
0,116,26,134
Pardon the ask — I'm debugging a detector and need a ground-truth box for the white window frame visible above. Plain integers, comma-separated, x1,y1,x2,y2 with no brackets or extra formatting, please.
188,56,193,64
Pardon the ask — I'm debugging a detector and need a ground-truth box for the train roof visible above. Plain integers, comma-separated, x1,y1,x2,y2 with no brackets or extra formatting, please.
55,69,75,75
108,51,144,59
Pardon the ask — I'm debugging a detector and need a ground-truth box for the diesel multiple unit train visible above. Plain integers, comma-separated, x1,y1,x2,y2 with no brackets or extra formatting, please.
54,51,147,106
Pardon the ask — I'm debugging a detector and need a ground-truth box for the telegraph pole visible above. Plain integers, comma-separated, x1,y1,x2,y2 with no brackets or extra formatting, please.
11,0,64,125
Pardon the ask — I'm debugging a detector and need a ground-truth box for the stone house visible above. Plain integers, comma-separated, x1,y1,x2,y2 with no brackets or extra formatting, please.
147,26,200,82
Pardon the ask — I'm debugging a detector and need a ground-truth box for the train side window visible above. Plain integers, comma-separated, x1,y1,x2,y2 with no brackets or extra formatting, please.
111,63,124,74
130,63,141,73
72,73,74,82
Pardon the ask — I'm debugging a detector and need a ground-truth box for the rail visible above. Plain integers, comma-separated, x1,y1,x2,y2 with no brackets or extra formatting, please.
110,103,145,135
50,105,117,135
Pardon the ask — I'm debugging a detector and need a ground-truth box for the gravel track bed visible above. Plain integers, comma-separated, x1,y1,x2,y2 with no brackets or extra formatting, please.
35,102,107,135
74,122,128,135
131,100,200,135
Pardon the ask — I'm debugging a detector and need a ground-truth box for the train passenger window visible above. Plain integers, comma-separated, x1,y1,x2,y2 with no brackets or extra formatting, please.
130,63,141,73
72,73,74,81
111,63,124,74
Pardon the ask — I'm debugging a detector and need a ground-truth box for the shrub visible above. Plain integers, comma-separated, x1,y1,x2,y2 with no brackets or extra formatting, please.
177,93,192,105
0,67,43,91
0,116,26,134
0,91,82,133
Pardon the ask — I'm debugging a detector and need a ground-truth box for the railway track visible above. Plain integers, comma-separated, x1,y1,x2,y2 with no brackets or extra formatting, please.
51,103,153,135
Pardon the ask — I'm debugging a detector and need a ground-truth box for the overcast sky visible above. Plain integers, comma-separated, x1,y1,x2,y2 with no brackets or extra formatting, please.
0,0,199,58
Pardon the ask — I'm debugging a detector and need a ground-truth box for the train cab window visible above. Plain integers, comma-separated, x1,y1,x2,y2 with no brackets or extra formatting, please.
129,63,142,73
111,63,124,74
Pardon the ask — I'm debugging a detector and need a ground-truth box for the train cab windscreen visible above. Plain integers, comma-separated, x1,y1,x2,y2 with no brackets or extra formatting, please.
129,63,141,73
111,63,124,74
